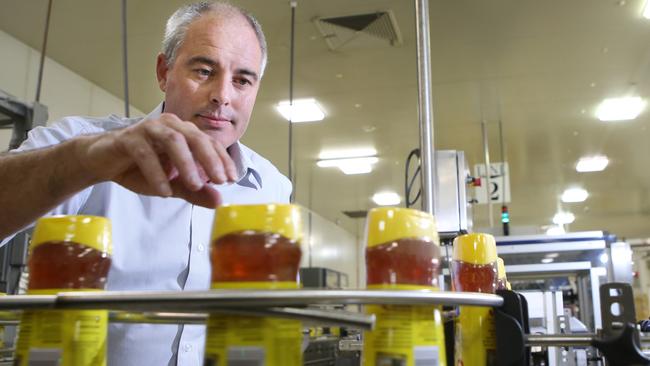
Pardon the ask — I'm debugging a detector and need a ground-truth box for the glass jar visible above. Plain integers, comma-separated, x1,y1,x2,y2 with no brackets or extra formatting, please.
363,207,447,366
16,215,112,366
452,233,498,366
204,204,303,366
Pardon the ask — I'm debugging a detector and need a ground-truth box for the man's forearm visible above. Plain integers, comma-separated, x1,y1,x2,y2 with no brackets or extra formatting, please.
0,137,100,238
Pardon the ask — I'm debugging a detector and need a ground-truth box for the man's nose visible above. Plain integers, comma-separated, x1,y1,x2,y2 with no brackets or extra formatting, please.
209,77,231,106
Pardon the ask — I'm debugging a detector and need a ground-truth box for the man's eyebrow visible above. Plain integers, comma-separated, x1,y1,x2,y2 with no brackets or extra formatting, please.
236,68,259,82
186,56,259,81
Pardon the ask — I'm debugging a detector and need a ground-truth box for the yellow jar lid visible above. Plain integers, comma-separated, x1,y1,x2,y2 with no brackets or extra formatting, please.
212,204,303,242
31,215,112,255
365,207,439,248
452,233,497,265
497,257,507,280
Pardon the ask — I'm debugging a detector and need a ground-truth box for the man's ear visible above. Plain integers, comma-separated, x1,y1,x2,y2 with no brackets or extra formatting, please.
156,53,169,92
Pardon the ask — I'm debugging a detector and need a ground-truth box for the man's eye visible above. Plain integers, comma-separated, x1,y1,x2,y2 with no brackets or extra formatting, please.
235,78,251,86
195,69,211,77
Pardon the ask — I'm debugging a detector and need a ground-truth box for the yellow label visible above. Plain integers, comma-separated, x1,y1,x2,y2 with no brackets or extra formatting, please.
206,281,302,365
363,305,447,366
204,316,303,365
15,289,107,366
455,306,496,366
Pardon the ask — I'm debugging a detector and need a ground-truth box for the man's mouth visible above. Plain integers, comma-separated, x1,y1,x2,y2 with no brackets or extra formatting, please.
197,114,233,129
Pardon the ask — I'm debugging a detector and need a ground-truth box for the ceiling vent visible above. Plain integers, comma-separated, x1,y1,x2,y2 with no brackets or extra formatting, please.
314,11,402,51
342,210,368,219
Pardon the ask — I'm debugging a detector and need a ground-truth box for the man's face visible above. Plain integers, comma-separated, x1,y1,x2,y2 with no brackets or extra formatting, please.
156,13,262,148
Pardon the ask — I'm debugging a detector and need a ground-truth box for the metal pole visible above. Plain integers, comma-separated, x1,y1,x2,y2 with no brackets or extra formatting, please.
288,1,297,202
526,334,595,347
481,120,493,227
414,0,436,215
121,0,130,118
35,0,53,103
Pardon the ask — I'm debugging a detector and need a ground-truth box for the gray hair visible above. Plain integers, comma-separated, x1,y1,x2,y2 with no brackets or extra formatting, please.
162,1,268,76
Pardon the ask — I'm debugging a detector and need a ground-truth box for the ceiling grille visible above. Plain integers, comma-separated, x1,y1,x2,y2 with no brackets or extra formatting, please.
314,10,402,51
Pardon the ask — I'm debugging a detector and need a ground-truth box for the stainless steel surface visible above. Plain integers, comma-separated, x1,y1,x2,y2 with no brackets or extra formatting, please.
414,0,436,215
435,150,471,235
111,308,374,329
526,334,595,347
0,308,375,329
608,241,633,284
0,290,503,311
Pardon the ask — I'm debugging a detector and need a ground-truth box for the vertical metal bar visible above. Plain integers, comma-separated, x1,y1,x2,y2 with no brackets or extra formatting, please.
288,1,297,202
35,0,53,103
121,0,130,118
498,119,506,205
414,0,436,215
481,120,493,227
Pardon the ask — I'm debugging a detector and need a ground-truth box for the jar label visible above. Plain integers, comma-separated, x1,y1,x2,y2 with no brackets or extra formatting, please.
455,306,496,366
363,305,447,366
16,289,107,366
204,316,302,366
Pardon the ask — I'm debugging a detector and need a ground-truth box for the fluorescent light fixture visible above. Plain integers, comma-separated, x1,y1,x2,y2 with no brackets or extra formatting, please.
552,212,575,225
276,98,325,122
644,0,650,19
372,191,401,206
595,97,646,121
576,155,609,172
318,148,377,160
317,156,379,175
541,258,554,264
561,188,589,203
546,226,566,235
545,252,560,258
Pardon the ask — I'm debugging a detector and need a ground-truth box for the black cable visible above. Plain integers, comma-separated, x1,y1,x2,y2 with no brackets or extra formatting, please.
405,148,422,208
35,0,53,103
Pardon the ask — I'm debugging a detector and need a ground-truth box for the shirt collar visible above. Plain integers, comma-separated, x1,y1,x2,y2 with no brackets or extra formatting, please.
145,102,259,186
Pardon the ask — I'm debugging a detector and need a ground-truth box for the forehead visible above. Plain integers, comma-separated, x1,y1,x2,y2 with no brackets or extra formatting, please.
178,13,262,70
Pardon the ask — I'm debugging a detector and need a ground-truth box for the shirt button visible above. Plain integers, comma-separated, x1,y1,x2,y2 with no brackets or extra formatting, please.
184,343,192,352
197,244,205,252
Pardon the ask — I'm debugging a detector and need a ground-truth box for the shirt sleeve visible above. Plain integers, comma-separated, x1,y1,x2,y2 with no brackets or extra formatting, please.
0,117,100,246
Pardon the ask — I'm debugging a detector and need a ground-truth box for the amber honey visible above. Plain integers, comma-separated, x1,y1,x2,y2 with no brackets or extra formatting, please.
28,241,111,290
211,231,301,283
366,238,441,287
451,261,497,293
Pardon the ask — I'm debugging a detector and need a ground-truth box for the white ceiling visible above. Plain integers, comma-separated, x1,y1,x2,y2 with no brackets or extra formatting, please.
2,0,650,239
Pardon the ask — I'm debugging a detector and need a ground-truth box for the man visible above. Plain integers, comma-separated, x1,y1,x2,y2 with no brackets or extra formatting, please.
0,2,290,364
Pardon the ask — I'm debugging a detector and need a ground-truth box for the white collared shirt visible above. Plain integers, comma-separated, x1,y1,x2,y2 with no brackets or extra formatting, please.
1,104,291,365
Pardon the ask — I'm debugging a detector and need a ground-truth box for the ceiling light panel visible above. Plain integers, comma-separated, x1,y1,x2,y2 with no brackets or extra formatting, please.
553,212,575,225
372,191,401,206
318,147,377,160
576,156,609,172
317,156,379,175
644,0,650,19
276,98,325,123
561,188,589,203
595,97,645,121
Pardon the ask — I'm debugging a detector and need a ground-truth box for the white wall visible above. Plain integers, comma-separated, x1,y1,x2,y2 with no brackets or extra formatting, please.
0,29,144,150
300,208,363,288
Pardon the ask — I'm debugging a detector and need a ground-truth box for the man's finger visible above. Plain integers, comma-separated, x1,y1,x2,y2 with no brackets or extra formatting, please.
171,180,222,208
123,138,172,196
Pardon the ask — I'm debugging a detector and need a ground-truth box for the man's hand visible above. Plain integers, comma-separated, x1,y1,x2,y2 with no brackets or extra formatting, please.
75,113,238,208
